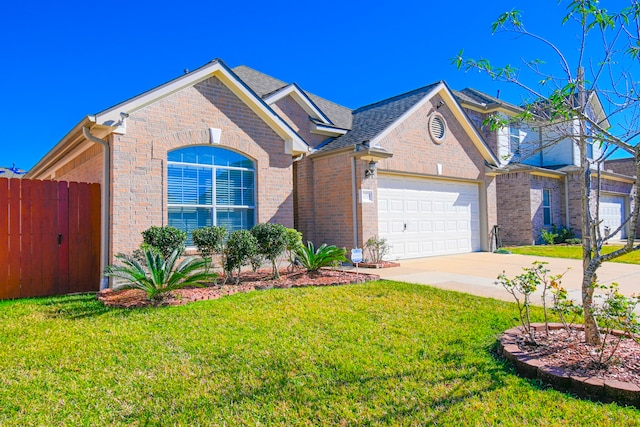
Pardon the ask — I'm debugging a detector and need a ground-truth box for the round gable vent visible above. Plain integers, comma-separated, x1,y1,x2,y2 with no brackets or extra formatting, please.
429,114,446,143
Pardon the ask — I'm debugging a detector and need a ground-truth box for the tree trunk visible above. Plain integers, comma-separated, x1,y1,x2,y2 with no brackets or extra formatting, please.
582,262,601,345
577,67,602,346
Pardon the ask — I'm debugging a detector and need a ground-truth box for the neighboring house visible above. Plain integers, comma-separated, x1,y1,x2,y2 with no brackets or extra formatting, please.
455,88,636,245
0,165,27,178
27,59,501,281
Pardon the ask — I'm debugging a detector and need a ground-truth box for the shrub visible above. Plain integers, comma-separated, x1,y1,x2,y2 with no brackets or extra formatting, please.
141,226,187,259
251,223,288,279
555,226,575,244
295,242,347,272
591,283,640,366
495,261,568,344
284,228,303,270
192,226,227,273
364,235,390,264
104,248,216,301
224,230,258,284
540,228,557,245
565,238,582,245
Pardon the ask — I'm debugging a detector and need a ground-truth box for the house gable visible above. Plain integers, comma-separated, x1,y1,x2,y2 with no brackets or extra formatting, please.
270,94,328,148
93,59,309,155
376,89,494,180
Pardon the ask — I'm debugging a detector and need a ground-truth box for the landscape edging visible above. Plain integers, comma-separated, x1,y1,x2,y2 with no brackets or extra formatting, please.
499,322,640,407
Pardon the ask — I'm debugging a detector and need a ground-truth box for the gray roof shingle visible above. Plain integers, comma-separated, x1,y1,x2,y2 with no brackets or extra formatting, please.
231,65,353,129
453,87,522,112
315,82,441,153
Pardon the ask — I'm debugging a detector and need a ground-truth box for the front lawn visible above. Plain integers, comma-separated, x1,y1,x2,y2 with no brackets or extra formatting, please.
0,282,639,425
506,244,640,264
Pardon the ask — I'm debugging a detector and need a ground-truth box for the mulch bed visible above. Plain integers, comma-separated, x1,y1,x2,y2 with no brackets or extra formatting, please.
97,268,379,309
500,323,640,406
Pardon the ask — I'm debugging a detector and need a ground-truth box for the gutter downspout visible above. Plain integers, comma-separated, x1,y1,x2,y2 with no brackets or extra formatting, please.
82,126,111,290
351,157,359,249
564,175,570,230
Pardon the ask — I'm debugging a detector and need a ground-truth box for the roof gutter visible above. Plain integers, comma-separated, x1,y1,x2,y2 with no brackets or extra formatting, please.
82,126,111,290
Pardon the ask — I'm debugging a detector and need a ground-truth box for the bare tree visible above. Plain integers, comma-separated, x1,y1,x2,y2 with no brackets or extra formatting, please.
454,0,640,345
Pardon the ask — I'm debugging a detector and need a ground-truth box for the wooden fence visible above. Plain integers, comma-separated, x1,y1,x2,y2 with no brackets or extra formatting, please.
0,178,101,299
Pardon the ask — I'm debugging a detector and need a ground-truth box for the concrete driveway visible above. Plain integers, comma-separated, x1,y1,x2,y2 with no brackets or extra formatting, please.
357,252,640,304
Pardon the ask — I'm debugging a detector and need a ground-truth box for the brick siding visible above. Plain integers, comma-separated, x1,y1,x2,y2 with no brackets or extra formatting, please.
271,96,327,148
496,172,534,246
605,158,637,177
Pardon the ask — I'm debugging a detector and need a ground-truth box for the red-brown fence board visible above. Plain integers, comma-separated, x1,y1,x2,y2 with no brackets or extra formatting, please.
7,180,21,299
0,179,9,299
57,181,70,295
19,180,34,297
41,180,59,296
68,182,81,294
0,178,100,300
29,180,44,297
89,183,101,290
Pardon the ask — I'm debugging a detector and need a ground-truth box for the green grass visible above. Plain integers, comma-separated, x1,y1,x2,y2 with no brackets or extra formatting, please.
0,282,639,425
506,244,640,264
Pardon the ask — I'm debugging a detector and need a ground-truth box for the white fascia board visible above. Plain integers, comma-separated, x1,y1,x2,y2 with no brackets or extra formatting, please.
311,123,348,136
370,83,499,166
94,60,309,155
264,84,332,125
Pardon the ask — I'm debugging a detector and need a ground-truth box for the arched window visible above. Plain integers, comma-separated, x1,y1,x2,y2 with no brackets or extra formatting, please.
168,146,255,243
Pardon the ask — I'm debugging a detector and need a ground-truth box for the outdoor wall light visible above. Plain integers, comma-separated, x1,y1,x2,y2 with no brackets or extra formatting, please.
365,160,377,178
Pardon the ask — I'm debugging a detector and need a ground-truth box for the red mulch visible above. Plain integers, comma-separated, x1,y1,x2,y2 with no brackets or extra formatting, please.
517,328,640,385
97,268,379,309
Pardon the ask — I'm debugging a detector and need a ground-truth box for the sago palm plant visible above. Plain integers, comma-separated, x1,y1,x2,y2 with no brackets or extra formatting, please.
294,242,347,272
105,248,216,301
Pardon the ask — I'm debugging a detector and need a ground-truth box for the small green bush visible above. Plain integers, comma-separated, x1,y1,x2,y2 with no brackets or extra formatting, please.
295,242,347,272
224,230,258,284
493,248,511,254
141,226,187,259
192,226,227,273
540,228,557,245
555,226,575,244
364,235,390,264
284,228,303,270
251,223,288,279
105,248,216,301
565,238,582,245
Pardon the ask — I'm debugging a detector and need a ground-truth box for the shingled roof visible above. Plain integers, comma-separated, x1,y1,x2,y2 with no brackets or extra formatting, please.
315,82,441,153
453,87,522,113
232,65,353,129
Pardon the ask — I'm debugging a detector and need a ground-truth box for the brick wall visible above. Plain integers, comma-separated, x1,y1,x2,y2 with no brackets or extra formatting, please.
378,95,486,180
496,172,534,246
53,144,104,184
605,158,637,177
110,75,293,255
293,157,316,243
463,108,498,156
271,96,327,148
530,175,565,243
311,151,354,250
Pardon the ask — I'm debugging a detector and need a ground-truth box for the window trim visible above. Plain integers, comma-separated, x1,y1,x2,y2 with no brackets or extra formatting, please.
167,146,257,241
509,125,520,154
542,188,552,226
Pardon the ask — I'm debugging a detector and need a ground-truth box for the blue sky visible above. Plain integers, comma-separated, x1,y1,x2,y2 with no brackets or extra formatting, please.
1,1,634,170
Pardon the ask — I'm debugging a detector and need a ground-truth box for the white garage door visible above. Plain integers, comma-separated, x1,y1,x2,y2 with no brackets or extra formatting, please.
377,175,481,260
599,195,626,239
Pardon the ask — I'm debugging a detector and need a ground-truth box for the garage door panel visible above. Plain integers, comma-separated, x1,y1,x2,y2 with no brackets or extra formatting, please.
378,175,481,260
599,195,626,239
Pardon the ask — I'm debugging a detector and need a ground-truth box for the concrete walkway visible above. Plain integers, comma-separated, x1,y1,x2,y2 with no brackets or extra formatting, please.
350,252,640,304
